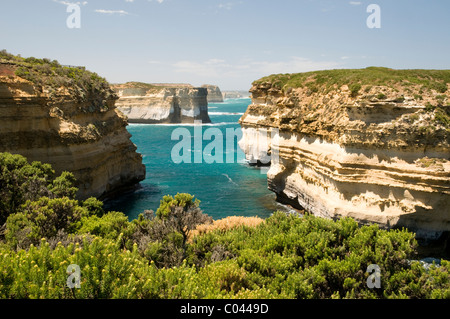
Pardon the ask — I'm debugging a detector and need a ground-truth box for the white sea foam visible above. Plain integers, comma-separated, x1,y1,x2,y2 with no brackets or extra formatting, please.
209,112,245,116
222,173,239,186
222,98,251,103
274,202,304,216
129,122,237,127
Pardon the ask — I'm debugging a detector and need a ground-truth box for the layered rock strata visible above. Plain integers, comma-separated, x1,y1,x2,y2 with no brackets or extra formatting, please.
202,84,224,103
113,83,211,124
0,60,146,200
222,91,251,99
239,68,450,240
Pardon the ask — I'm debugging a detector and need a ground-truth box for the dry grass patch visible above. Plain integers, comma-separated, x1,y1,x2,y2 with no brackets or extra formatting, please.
189,216,265,241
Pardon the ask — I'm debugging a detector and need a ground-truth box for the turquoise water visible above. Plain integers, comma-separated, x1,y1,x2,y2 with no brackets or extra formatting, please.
106,98,287,221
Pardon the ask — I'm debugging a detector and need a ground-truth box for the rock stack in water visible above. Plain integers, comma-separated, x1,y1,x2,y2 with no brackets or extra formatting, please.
239,67,450,242
112,82,211,124
202,84,224,103
0,53,146,200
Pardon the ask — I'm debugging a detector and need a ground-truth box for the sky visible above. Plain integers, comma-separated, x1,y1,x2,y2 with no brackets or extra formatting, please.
1,0,449,90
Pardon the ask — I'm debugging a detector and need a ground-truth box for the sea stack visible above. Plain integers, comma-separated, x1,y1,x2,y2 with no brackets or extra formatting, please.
222,91,251,99
239,67,450,242
112,82,211,124
202,84,224,103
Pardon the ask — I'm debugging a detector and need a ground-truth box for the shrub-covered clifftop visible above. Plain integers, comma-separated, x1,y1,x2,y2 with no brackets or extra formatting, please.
0,50,116,110
255,67,450,96
249,67,450,146
0,51,145,199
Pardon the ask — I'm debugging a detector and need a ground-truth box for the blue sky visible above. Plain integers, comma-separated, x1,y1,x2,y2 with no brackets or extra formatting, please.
1,0,449,90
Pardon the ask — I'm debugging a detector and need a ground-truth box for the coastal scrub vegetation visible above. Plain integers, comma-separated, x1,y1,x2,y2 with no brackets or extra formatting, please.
253,67,450,130
0,152,78,225
110,82,193,94
0,50,114,110
0,152,448,299
114,82,159,90
255,67,450,96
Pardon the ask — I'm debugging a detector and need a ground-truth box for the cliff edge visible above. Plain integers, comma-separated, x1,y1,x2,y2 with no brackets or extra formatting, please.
0,52,146,200
239,67,450,241
112,82,211,124
202,84,224,103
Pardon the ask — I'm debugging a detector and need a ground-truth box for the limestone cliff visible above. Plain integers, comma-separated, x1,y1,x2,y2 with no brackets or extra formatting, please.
112,82,211,124
202,84,224,103
239,67,450,240
222,91,251,99
0,55,146,200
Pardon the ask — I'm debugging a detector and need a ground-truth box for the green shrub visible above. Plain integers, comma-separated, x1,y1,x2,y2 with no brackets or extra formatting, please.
0,155,448,300
82,197,105,218
155,193,213,248
0,236,156,299
425,103,436,112
3,50,113,112
349,83,362,97
0,208,448,299
254,67,450,96
77,211,131,241
189,212,448,299
393,96,405,103
128,194,213,268
364,86,372,93
0,49,17,61
432,82,448,94
50,172,78,199
0,152,78,224
434,107,450,128
436,95,446,106
5,197,89,249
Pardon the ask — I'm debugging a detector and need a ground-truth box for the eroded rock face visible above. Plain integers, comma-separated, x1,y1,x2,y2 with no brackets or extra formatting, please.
0,63,146,200
202,84,224,103
239,72,450,240
222,91,251,100
113,84,211,124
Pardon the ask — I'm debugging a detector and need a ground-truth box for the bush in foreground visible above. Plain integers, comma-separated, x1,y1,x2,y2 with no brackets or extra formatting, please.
0,153,78,225
0,211,448,299
0,152,448,299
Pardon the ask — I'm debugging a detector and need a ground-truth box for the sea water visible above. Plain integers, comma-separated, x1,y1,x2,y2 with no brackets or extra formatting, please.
106,98,290,220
